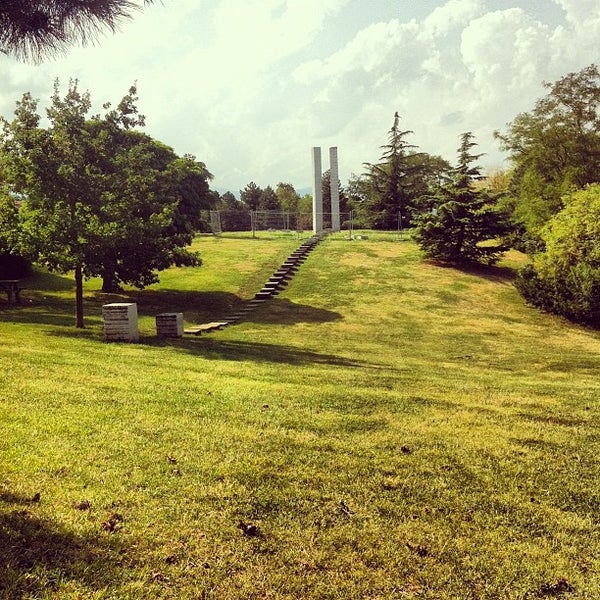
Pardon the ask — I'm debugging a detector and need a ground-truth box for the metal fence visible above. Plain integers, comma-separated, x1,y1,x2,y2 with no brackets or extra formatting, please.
201,210,356,235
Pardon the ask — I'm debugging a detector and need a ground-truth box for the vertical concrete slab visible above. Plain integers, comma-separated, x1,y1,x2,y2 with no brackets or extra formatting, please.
312,146,323,234
102,303,139,342
329,146,340,232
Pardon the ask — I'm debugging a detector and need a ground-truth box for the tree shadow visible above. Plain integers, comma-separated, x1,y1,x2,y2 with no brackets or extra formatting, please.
95,289,243,321
0,505,130,598
2,284,344,333
236,297,342,325
157,336,373,367
426,259,517,284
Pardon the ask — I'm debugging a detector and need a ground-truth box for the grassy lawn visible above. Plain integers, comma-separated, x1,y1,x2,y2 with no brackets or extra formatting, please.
1,230,600,599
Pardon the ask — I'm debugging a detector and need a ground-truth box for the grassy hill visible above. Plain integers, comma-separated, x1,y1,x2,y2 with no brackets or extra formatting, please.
1,231,599,599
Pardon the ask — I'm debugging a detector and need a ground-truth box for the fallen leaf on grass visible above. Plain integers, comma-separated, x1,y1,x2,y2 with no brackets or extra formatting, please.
339,500,354,516
102,512,124,532
238,521,261,537
539,578,574,597
407,542,429,557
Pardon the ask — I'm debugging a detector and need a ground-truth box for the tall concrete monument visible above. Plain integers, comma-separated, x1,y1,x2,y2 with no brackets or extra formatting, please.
311,146,323,234
312,145,341,233
329,146,340,232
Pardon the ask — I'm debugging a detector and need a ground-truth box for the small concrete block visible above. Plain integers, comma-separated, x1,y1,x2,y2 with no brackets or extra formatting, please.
156,312,184,338
103,302,139,342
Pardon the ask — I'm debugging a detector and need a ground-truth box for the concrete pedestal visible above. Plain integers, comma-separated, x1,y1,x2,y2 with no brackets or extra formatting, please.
102,303,139,342
156,312,184,338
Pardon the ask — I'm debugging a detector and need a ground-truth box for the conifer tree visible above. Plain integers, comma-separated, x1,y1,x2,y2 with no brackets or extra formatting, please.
0,1,153,62
363,112,422,229
414,132,511,265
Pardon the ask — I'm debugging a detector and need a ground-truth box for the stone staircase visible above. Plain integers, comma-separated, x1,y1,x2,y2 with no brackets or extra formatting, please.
184,233,324,335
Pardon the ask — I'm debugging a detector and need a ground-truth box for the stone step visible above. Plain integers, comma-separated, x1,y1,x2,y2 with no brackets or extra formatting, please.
255,290,274,299
189,233,325,335
184,321,229,335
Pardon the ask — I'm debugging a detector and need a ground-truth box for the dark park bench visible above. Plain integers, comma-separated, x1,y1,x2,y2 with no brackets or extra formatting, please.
0,280,23,305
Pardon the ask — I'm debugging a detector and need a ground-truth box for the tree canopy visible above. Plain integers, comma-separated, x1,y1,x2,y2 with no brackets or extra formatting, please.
0,80,212,327
240,182,262,211
0,0,154,62
495,64,600,233
362,112,423,229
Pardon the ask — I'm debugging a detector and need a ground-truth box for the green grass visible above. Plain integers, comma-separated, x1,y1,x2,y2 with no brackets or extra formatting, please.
1,230,600,599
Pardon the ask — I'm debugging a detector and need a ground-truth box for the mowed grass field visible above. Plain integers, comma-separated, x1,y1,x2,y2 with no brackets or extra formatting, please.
1,231,600,599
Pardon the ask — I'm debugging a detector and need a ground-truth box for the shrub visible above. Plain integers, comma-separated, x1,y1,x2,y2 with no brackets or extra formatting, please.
515,184,600,326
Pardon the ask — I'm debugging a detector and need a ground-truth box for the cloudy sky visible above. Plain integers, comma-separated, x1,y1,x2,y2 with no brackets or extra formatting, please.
1,0,598,194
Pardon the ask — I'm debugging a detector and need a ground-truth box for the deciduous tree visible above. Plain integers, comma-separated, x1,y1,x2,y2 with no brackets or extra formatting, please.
515,184,600,325
495,64,600,233
276,182,299,213
0,80,212,326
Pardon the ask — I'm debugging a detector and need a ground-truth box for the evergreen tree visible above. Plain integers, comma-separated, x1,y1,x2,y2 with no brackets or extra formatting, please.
363,112,423,229
414,132,511,265
258,185,280,211
217,191,248,232
1,0,154,62
240,181,262,211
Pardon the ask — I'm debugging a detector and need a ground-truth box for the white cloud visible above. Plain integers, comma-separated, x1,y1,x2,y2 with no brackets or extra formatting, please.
461,9,551,95
554,0,600,24
420,0,483,39
0,0,599,192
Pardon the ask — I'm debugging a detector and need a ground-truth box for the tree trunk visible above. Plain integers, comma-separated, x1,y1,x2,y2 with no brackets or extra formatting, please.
75,264,84,328
102,271,121,293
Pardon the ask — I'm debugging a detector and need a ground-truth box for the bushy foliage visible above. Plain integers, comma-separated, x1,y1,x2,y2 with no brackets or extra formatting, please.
515,184,600,325
0,81,212,325
496,64,600,234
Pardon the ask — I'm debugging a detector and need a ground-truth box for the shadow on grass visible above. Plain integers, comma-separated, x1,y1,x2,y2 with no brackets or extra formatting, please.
237,297,342,325
452,261,517,283
0,507,128,598
2,287,343,332
425,259,517,283
96,288,243,317
153,336,369,367
110,291,343,325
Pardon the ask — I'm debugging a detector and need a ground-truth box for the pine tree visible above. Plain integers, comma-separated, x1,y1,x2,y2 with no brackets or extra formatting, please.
363,112,422,229
414,132,511,265
0,0,153,62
